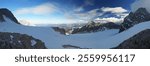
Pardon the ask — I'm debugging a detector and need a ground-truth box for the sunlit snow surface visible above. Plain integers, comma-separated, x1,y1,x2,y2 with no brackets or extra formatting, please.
0,16,150,48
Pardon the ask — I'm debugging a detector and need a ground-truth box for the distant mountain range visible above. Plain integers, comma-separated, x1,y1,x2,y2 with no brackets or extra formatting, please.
52,21,120,35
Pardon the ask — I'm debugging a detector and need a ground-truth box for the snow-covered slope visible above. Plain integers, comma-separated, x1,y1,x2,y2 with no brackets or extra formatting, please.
1,15,150,49
62,30,119,48
0,15,119,49
94,21,150,48
0,16,65,48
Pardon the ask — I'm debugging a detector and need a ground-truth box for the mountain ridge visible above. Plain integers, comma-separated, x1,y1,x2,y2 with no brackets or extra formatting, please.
119,8,150,32
0,8,20,24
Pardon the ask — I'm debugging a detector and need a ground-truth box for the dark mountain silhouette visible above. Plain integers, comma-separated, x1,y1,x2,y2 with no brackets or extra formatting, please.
0,8,20,24
119,8,150,32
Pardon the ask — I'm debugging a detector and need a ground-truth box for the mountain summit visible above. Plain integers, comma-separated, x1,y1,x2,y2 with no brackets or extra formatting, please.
0,8,20,24
119,8,150,32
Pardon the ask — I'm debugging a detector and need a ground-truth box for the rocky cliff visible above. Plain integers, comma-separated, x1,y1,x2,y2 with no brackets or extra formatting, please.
114,29,150,49
0,32,46,49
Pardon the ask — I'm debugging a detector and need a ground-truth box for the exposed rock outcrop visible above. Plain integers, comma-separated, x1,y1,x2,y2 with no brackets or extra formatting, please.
0,32,46,49
62,45,91,49
52,27,66,35
62,45,81,49
114,29,150,49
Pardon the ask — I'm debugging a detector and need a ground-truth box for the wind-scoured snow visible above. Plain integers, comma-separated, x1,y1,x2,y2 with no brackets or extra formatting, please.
31,40,37,46
10,35,13,40
0,15,150,49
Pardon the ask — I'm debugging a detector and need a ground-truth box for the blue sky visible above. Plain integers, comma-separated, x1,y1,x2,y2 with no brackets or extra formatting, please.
0,0,135,25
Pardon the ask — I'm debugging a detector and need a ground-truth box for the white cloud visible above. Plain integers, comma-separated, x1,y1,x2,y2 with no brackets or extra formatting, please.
15,3,57,15
74,7,84,12
116,13,128,18
64,7,129,24
94,17,124,23
91,7,129,23
16,3,128,25
69,7,128,23
131,0,150,13
70,9,102,23
101,7,128,13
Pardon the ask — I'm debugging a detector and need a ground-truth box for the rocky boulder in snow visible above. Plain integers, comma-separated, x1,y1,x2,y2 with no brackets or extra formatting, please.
114,29,150,49
62,45,81,49
0,8,20,24
119,8,150,32
0,32,46,49
62,45,91,49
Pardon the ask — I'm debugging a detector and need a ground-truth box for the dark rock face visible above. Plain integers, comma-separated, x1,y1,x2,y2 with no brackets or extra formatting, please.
114,29,150,49
0,8,20,24
62,45,91,49
72,22,120,34
0,32,46,49
0,8,46,49
62,45,81,49
52,27,66,35
119,8,150,32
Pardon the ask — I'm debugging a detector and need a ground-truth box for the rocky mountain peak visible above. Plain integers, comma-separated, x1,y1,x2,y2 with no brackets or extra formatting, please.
119,8,150,32
134,8,148,13
0,8,20,24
